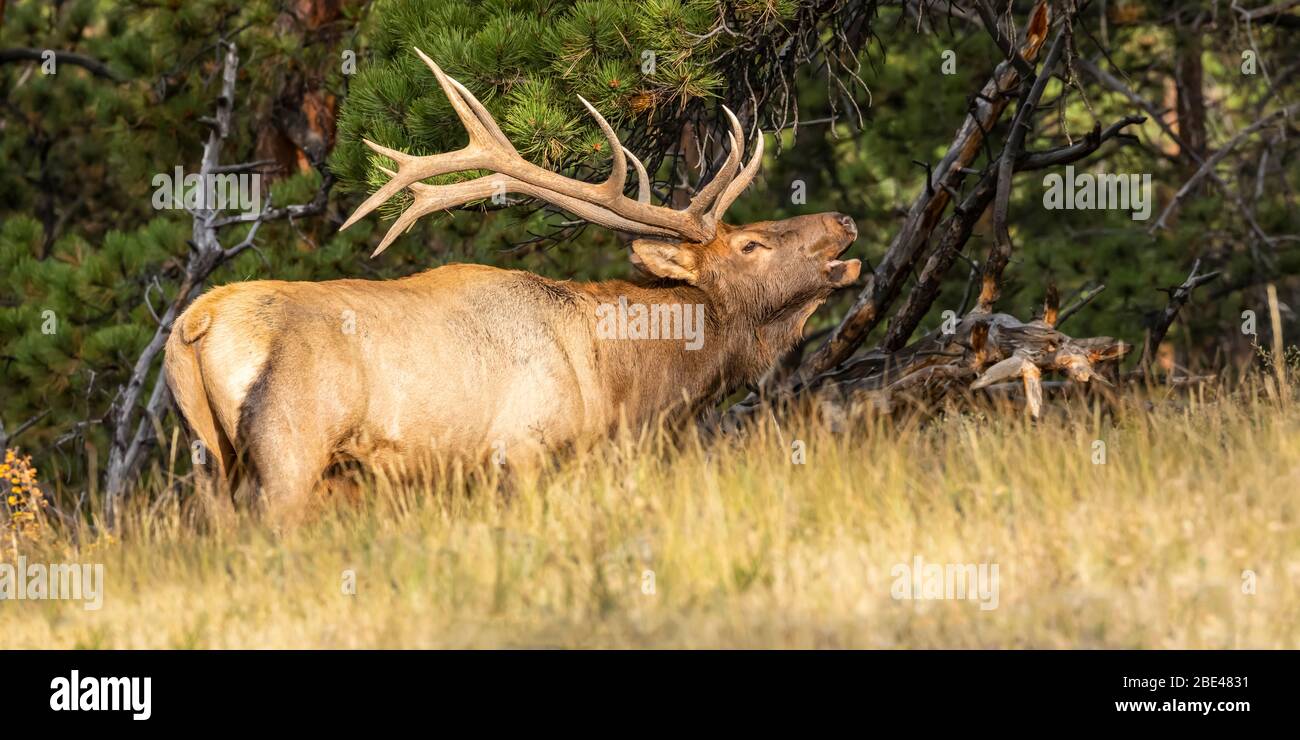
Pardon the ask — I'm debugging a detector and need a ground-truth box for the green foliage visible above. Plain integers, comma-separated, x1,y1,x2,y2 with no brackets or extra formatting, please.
331,0,744,198
2,215,181,452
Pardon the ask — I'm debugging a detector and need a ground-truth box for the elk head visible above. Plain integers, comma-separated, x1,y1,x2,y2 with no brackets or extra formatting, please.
341,47,861,330
629,215,861,328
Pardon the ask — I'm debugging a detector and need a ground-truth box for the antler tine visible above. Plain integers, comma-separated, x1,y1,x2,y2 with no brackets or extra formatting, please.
371,177,500,257
575,94,649,204
340,137,456,232
687,106,745,216
412,47,495,145
576,95,629,199
374,170,682,258
339,49,499,232
708,128,764,223
622,146,651,204
445,75,515,153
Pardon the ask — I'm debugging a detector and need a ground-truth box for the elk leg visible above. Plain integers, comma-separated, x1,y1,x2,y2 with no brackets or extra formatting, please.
253,451,327,529
243,419,330,529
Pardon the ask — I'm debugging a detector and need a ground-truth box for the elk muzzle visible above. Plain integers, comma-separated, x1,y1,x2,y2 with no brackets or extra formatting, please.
822,212,861,287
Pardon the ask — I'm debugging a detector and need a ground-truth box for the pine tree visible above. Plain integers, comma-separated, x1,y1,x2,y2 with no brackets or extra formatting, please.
330,0,875,231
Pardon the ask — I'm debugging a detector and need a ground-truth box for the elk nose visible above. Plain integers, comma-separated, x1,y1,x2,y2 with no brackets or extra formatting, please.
831,212,857,239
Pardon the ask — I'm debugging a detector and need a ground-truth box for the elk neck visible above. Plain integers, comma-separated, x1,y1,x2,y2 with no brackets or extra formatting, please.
576,276,812,421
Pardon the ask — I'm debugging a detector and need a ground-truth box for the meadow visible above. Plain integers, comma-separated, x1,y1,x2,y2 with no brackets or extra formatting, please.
2,380,1296,649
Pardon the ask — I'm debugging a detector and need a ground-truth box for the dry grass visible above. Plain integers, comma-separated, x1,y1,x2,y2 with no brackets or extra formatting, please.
3,380,1297,648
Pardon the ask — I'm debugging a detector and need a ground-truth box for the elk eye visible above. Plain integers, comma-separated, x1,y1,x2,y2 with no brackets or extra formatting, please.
741,241,763,254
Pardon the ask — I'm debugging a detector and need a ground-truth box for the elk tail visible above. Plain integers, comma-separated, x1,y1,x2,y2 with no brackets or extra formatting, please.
164,308,233,482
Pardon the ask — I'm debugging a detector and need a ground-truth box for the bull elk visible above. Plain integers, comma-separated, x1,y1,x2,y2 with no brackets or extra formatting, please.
165,48,860,522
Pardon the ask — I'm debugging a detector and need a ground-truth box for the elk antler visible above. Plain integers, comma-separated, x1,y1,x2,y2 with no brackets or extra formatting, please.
341,47,765,256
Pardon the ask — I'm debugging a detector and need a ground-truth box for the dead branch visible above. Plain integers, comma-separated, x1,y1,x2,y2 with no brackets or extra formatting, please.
101,41,336,524
881,169,1000,352
1149,102,1300,234
1076,57,1277,248
1015,115,1146,170
816,310,1131,423
1138,259,1221,373
1233,0,1300,29
976,23,1070,314
973,0,1034,76
796,1,1052,380
1055,283,1106,329
1238,0,1300,20
0,410,50,451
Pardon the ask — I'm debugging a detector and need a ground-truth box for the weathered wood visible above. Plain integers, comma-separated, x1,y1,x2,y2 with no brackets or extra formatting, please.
722,307,1131,431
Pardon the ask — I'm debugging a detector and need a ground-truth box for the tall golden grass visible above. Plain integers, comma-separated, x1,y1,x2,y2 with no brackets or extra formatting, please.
2,379,1296,648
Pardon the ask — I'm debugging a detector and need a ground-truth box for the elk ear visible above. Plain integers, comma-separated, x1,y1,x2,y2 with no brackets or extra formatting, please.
629,239,699,283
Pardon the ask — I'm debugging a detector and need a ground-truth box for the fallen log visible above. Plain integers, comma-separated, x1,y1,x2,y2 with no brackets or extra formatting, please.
814,310,1130,420
721,303,1131,431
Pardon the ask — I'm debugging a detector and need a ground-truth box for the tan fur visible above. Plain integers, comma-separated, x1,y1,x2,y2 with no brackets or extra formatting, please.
165,213,860,523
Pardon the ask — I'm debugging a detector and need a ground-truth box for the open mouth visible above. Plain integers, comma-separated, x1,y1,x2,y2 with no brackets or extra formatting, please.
824,236,861,286
825,256,862,286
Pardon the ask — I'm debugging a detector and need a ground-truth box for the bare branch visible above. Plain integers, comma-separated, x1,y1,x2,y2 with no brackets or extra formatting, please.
976,23,1070,314
1076,56,1278,247
1149,102,1300,234
882,168,1000,352
0,410,51,451
973,0,1034,76
1139,260,1222,373
0,48,125,81
1015,115,1146,170
213,159,278,174
222,198,275,261
1233,0,1300,28
1055,283,1106,329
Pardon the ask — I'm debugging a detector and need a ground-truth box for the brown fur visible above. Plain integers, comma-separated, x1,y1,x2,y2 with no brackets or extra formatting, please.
164,213,860,523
